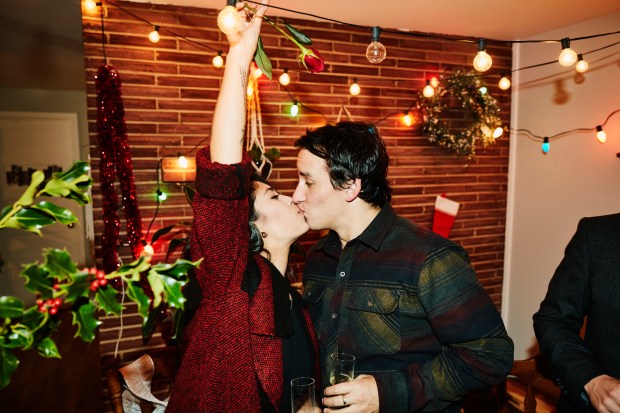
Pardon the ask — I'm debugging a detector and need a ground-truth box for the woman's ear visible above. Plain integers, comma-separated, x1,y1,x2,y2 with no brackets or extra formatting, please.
344,178,362,202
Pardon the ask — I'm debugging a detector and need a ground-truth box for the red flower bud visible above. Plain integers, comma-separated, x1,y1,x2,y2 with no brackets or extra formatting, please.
301,49,325,73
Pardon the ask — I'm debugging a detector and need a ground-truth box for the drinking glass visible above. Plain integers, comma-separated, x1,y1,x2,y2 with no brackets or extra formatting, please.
291,377,315,413
329,352,356,385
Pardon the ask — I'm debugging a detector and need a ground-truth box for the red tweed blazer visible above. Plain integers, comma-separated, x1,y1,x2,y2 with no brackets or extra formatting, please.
166,149,319,413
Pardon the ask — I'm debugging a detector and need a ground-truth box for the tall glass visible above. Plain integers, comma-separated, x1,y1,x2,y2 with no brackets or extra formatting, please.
329,352,356,385
291,377,315,413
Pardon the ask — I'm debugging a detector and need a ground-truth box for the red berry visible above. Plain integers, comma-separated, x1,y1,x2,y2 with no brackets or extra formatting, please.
49,307,58,315
99,278,108,287
90,280,100,291
54,298,62,307
96,270,106,279
36,299,43,306
53,283,60,290
89,267,97,275
38,305,47,313
45,298,54,306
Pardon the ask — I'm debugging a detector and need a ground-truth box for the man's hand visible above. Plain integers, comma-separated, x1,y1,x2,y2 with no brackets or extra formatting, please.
585,375,620,412
322,374,379,413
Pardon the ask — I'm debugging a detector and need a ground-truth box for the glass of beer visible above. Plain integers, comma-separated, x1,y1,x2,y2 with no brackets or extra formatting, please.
329,353,355,385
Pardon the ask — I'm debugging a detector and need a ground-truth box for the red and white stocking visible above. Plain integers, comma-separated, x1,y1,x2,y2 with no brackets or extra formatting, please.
432,194,460,238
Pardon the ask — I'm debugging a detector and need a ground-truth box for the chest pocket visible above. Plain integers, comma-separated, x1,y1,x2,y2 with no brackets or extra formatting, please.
345,287,401,355
302,280,330,344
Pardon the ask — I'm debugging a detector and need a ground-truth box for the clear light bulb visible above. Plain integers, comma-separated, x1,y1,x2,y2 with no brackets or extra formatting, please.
212,51,224,68
143,243,155,256
279,69,290,86
366,27,386,64
596,125,606,144
472,39,492,72
178,155,188,169
84,0,98,13
148,26,160,43
498,75,511,90
403,112,414,127
541,137,550,154
430,77,439,88
422,80,435,98
349,79,361,96
290,102,299,117
479,86,488,95
217,2,242,35
253,68,263,79
558,37,577,67
493,127,504,138
575,54,589,73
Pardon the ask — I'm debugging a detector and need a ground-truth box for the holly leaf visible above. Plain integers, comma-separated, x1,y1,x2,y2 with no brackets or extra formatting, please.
63,271,91,304
40,161,92,205
0,296,24,318
152,258,202,280
14,170,45,207
284,22,312,45
71,302,102,342
165,238,189,262
160,275,187,309
30,201,78,225
95,286,123,316
126,281,151,320
20,264,54,298
4,325,34,349
142,304,163,342
254,35,272,80
0,347,19,389
43,248,77,282
146,271,165,309
3,208,55,234
113,256,151,282
37,337,61,358
151,225,176,244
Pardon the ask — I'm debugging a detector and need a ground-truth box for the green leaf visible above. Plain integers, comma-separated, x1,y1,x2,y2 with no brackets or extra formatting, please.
284,22,312,45
5,208,55,234
0,296,25,318
30,201,78,225
0,347,19,389
20,264,54,298
172,307,185,342
126,281,151,320
142,304,162,342
19,307,45,330
95,286,123,316
182,185,195,205
160,275,187,309
41,161,92,206
14,170,45,207
37,337,61,358
113,256,151,282
4,324,34,349
71,302,102,342
151,258,202,280
151,225,176,244
43,248,77,282
165,238,188,262
253,35,272,80
54,161,90,184
146,271,165,309
63,271,91,304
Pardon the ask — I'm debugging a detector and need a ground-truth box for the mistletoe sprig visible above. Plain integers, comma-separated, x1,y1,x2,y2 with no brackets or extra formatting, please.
0,162,201,388
417,69,504,158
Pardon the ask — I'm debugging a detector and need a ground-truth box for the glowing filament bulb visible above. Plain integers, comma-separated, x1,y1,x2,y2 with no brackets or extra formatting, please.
558,37,577,67
541,137,550,154
493,127,504,138
253,68,263,79
499,75,511,90
473,39,492,72
217,0,242,35
403,112,414,127
212,51,224,68
422,79,435,98
84,0,98,12
143,243,155,256
349,79,361,96
279,68,290,86
430,77,439,88
178,154,188,169
290,101,299,117
366,27,386,64
148,26,160,43
596,125,606,144
575,54,589,73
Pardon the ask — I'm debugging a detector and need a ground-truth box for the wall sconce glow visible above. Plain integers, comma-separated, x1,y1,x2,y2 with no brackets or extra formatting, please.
558,37,577,67
493,127,504,139
541,137,550,154
366,26,386,64
575,54,589,73
430,77,439,88
148,26,160,43
596,125,607,144
217,0,243,35
473,39,492,72
498,74,511,90
290,101,299,117
212,50,224,68
349,79,361,96
177,154,188,169
279,68,290,86
402,112,414,127
422,79,435,98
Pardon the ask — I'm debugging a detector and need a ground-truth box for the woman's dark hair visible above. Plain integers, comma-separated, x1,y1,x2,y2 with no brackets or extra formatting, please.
295,121,392,208
248,173,269,257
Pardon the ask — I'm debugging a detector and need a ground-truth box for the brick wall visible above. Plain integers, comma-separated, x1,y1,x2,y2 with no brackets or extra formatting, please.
82,1,511,409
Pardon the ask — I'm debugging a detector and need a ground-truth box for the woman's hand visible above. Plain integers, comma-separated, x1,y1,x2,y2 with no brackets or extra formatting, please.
226,1,269,68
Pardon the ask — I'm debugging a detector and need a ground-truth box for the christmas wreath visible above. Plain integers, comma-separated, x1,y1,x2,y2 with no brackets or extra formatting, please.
417,69,504,158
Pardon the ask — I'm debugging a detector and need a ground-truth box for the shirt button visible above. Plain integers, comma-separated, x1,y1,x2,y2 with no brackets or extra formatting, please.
368,301,374,307
340,271,346,277
331,313,338,319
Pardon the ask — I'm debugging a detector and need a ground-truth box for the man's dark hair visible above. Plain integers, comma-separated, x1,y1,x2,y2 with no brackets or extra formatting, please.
295,121,392,208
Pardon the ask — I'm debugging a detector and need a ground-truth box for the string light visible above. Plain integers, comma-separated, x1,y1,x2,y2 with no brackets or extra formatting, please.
493,127,504,138
217,0,243,35
253,67,263,79
595,125,607,143
366,26,386,64
575,54,589,73
212,50,224,68
290,101,299,117
148,25,160,43
473,39,492,72
479,86,488,95
558,37,578,66
349,78,361,96
541,137,550,154
422,80,435,98
141,239,155,256
156,189,167,202
84,0,98,12
402,112,414,127
498,74,511,90
430,77,439,88
177,153,188,168
247,83,254,96
279,68,290,86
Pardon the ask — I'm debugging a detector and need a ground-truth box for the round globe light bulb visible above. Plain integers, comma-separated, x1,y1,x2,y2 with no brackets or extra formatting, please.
279,71,290,86
84,0,98,13
290,103,299,117
473,51,492,72
403,113,414,127
423,84,435,98
212,54,224,68
575,59,589,73
499,76,511,90
143,243,155,256
253,68,263,79
492,127,504,139
148,29,160,44
430,77,439,88
178,155,188,169
349,82,361,96
217,5,243,35
366,42,386,64
559,48,578,66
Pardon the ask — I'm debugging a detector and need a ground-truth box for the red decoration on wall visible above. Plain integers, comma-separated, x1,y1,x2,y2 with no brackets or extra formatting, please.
95,65,143,273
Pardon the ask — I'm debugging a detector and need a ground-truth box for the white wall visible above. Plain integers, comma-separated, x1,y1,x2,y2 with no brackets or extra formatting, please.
504,12,620,359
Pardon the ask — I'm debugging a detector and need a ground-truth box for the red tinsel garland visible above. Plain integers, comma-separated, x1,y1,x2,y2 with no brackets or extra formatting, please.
95,65,143,273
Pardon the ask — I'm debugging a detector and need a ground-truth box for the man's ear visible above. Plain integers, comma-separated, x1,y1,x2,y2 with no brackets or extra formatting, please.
344,178,362,202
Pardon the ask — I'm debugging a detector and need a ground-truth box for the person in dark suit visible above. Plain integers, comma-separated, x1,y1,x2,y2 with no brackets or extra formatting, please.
534,213,620,413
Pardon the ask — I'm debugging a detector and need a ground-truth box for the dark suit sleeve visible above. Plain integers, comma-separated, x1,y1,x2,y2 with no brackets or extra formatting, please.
533,218,606,403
